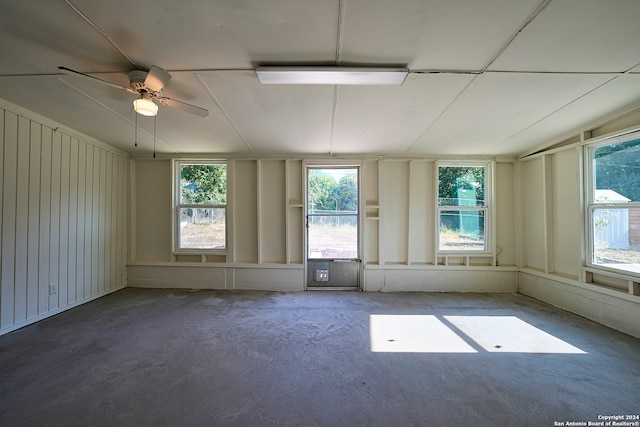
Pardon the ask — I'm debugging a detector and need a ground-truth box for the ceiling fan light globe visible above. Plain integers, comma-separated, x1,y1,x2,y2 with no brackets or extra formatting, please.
133,97,158,116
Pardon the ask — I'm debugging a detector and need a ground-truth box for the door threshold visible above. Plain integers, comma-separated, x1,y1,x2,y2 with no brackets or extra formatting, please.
306,286,361,291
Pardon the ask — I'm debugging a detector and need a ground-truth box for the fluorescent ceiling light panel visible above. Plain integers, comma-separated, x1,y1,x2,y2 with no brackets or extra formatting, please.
256,67,408,85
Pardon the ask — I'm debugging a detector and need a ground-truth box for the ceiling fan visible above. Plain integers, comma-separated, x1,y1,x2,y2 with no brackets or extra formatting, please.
58,65,209,117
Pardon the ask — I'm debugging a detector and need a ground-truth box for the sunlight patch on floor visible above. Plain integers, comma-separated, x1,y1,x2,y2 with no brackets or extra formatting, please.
369,315,587,354
369,315,477,353
444,316,587,354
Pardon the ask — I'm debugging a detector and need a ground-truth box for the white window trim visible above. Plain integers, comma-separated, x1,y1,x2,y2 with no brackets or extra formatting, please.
584,130,640,278
172,159,228,254
435,160,495,256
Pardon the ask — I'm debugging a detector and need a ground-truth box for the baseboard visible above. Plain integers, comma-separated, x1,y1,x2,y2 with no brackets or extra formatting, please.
518,271,640,339
364,268,518,292
0,285,126,337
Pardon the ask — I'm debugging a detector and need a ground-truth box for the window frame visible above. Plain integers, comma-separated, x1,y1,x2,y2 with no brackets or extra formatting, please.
584,131,640,278
435,160,494,255
172,159,228,254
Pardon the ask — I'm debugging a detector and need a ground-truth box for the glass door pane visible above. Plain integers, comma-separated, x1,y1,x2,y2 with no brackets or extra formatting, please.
307,168,358,259
307,214,358,258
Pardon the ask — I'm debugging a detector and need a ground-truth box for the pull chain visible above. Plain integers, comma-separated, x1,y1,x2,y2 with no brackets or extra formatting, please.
134,111,138,147
153,114,157,158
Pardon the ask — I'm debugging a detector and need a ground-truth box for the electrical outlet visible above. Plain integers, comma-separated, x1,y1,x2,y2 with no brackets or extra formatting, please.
49,284,57,295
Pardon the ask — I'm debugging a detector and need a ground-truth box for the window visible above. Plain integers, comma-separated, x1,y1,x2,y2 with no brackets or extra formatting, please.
174,161,227,251
436,162,491,253
587,135,640,275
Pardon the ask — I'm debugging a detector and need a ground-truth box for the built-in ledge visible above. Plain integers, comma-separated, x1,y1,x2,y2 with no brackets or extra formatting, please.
128,261,304,269
522,267,640,302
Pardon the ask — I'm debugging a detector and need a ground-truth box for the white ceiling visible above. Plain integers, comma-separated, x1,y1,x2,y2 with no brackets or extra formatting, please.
1,0,640,158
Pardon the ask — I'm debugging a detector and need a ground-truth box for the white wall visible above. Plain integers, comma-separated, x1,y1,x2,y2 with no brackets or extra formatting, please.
133,159,172,262
495,162,515,266
519,150,582,277
517,107,640,338
0,100,128,336
521,157,546,270
551,149,582,278
129,157,518,292
129,158,306,290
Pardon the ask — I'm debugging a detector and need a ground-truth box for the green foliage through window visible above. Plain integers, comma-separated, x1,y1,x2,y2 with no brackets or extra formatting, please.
176,162,227,250
180,164,227,205
438,166,485,206
307,169,358,213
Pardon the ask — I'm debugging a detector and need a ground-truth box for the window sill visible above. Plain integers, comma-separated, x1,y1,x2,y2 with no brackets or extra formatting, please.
173,250,228,255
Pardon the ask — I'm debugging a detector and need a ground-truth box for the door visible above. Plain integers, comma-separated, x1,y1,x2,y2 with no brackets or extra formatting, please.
306,167,360,289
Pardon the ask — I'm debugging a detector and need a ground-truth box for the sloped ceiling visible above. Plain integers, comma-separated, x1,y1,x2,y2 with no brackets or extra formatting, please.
1,0,639,158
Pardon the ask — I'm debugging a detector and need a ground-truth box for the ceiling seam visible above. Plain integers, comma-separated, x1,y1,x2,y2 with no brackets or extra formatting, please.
329,0,347,154
484,70,632,75
493,75,621,151
480,0,553,73
64,0,139,69
194,73,255,154
57,78,177,153
403,75,480,155
404,0,553,156
413,70,632,76
335,0,346,64
329,86,340,155
4,68,632,79
623,59,640,74
3,69,637,79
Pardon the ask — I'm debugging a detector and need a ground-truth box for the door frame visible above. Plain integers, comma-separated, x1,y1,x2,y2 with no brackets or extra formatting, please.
303,161,363,290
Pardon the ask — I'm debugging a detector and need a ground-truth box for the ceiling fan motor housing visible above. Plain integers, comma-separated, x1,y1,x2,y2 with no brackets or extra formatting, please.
129,70,150,92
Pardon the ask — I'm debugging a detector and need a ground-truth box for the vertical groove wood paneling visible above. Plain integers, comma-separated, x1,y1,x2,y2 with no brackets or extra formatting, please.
49,130,61,311
59,134,70,307
0,105,129,336
38,126,51,315
0,112,18,328
106,152,112,288
91,147,100,296
116,157,123,284
1,111,17,328
84,144,94,299
0,111,4,325
109,154,117,289
68,137,78,304
76,142,87,301
26,122,41,319
14,116,30,323
116,157,124,285
98,150,106,293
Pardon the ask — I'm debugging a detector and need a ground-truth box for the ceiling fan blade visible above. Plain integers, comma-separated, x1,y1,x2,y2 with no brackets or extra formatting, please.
144,66,171,93
157,97,209,117
58,66,137,94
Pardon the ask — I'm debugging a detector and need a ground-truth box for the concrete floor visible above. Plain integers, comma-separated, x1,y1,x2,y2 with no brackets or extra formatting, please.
0,289,639,427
